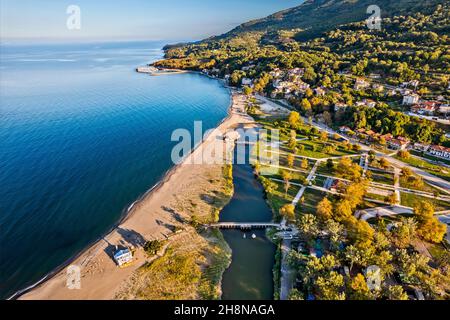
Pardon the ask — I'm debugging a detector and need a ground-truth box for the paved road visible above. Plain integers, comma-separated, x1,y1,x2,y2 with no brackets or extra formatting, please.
279,239,294,300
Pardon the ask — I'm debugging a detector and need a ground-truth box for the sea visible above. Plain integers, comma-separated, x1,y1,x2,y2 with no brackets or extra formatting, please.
0,40,231,298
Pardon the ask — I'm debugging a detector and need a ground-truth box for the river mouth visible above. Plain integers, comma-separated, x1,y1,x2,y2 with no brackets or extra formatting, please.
219,146,276,300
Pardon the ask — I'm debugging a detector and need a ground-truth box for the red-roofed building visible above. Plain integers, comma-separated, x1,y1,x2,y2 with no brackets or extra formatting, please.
427,145,450,160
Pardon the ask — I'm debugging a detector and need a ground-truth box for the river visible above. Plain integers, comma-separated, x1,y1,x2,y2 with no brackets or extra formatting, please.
220,145,276,300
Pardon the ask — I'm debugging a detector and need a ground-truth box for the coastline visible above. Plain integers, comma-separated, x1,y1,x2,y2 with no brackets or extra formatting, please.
17,83,254,300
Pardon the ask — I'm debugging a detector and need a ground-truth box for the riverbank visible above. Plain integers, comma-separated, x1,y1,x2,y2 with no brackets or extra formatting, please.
18,91,254,300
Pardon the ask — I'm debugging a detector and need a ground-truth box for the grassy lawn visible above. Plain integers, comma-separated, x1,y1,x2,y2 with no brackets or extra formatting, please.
316,162,335,176
268,169,308,185
265,179,301,222
365,192,388,202
296,188,328,215
400,176,440,194
395,155,450,182
400,192,450,211
370,171,394,185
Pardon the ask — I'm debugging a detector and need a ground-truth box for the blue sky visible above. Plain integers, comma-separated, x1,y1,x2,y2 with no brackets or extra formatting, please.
1,0,303,42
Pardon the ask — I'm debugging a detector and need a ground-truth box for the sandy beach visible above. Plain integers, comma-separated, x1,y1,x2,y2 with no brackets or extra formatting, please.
19,91,254,300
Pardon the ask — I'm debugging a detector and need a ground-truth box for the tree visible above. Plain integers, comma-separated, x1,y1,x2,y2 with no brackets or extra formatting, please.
397,150,410,159
326,220,345,250
323,111,332,126
260,176,278,194
384,285,408,300
288,130,297,150
349,273,373,300
281,170,292,195
326,158,334,170
401,166,413,177
320,131,329,142
336,157,362,181
316,271,345,300
317,197,333,221
385,192,398,205
144,240,163,255
390,217,417,248
300,158,309,169
279,204,296,222
379,158,390,169
287,153,295,168
298,214,319,239
413,200,446,243
334,200,353,221
288,111,302,129
301,98,312,114
243,86,252,95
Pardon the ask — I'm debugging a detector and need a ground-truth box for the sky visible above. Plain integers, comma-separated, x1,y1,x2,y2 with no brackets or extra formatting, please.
1,0,303,42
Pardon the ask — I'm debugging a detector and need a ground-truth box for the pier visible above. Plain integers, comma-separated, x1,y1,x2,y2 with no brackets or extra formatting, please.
209,222,282,230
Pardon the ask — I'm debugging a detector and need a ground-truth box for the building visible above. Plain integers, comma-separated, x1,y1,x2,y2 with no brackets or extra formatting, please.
288,68,304,77
241,64,255,71
241,78,253,86
113,248,133,267
427,145,450,160
372,83,384,92
339,126,352,133
354,78,370,90
334,102,348,112
314,87,326,96
356,99,376,108
412,101,438,115
402,93,420,105
388,136,410,150
412,143,430,152
269,68,283,78
438,104,450,115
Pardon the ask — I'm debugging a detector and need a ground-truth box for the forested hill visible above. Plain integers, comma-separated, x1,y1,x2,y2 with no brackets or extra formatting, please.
219,0,443,40
155,1,449,146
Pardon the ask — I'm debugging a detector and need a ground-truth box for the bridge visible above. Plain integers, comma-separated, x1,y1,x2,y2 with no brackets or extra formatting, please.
209,222,283,230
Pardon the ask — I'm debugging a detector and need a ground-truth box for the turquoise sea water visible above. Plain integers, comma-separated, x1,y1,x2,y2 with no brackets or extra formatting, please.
0,41,230,298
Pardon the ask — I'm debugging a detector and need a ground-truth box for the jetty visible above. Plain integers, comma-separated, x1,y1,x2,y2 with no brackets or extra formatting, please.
135,65,188,76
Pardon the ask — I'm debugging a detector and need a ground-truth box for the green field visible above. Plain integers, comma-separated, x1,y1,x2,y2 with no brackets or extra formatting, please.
400,192,450,211
395,155,450,182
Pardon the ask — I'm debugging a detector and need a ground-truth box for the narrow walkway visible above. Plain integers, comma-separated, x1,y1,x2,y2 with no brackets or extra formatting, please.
393,168,401,205
280,239,294,300
292,160,321,206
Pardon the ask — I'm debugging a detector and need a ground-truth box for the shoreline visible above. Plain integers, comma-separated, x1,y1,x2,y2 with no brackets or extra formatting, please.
16,79,252,300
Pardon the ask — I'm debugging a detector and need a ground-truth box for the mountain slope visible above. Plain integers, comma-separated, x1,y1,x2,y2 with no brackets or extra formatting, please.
217,0,443,40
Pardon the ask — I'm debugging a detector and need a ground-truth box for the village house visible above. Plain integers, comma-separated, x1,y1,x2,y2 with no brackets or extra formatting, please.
388,136,410,150
427,145,450,160
412,142,430,152
411,101,438,115
438,104,450,115
241,64,255,71
372,83,384,92
339,126,352,134
297,81,310,92
269,68,283,78
402,93,420,105
356,99,376,108
288,68,304,77
113,248,133,267
314,87,326,96
354,78,370,90
334,102,348,112
241,78,253,86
